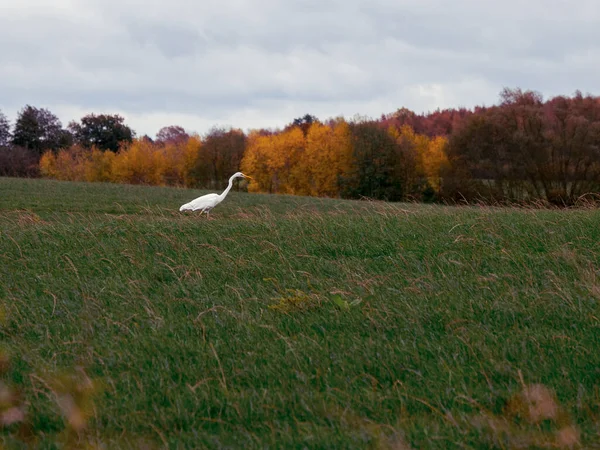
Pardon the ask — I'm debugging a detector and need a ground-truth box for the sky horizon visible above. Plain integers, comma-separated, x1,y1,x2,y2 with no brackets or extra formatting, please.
1,0,599,139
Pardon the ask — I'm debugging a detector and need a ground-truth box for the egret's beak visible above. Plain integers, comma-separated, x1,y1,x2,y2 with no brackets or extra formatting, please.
244,175,253,180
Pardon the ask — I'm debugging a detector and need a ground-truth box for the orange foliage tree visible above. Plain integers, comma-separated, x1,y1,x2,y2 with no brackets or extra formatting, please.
111,139,166,185
38,118,448,202
157,135,202,187
242,121,438,200
85,149,116,182
422,136,449,192
241,127,306,195
111,136,203,186
302,120,353,197
387,124,449,198
39,146,90,181
240,131,274,193
40,136,202,187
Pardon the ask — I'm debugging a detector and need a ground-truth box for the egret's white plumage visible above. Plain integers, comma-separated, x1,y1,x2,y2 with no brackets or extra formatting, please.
179,172,252,217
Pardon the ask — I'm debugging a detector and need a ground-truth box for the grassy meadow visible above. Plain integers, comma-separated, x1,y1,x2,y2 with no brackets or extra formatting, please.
1,177,600,449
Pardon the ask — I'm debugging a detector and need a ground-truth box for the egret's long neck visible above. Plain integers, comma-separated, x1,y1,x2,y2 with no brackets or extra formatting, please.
218,176,236,200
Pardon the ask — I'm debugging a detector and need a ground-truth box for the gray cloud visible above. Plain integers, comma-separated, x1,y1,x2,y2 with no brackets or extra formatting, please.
0,0,598,137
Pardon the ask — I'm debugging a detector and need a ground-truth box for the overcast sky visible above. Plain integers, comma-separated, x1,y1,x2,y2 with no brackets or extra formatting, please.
1,0,598,138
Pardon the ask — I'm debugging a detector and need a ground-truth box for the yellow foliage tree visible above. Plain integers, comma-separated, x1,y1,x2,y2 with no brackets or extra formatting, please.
40,136,202,187
241,127,306,195
85,148,115,182
180,135,202,187
39,146,89,181
387,124,449,195
37,120,448,199
303,120,353,197
422,136,449,192
243,121,354,197
240,131,274,193
39,151,57,179
157,142,181,185
111,139,166,185
279,127,308,195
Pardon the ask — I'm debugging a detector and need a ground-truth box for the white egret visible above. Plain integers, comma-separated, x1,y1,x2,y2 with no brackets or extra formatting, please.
179,172,252,217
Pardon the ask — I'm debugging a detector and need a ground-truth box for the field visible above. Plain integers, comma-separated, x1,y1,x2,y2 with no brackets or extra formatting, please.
1,177,600,449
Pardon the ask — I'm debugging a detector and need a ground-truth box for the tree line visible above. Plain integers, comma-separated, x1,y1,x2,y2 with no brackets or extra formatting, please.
1,88,599,205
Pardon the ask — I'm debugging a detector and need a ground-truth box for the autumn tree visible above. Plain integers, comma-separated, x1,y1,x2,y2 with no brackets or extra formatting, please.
241,127,306,194
382,125,450,201
69,113,134,152
541,91,600,203
39,136,202,187
39,146,90,182
155,125,189,145
111,138,166,185
178,135,203,187
191,127,246,189
84,149,116,182
240,131,276,193
387,125,426,198
267,127,306,195
422,136,449,195
158,135,202,187
481,87,600,203
443,88,600,204
380,107,472,137
442,107,522,202
301,120,353,197
388,108,419,132
11,105,72,155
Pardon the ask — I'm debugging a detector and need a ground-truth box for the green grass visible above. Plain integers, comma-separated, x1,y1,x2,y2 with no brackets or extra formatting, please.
1,177,599,449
